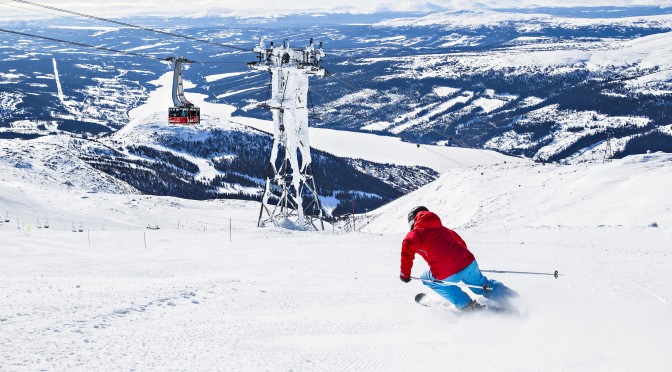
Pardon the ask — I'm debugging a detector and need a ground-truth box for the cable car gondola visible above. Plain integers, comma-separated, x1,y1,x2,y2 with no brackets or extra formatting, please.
168,106,200,124
166,56,200,125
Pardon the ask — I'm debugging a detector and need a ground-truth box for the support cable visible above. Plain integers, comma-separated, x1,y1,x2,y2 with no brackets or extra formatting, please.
0,0,91,23
10,0,251,52
0,28,250,65
0,27,163,60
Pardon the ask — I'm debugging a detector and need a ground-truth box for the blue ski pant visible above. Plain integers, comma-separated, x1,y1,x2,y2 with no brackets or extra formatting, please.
421,261,515,309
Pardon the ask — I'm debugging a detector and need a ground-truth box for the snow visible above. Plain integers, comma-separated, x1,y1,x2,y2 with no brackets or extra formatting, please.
360,120,393,131
237,116,518,173
215,86,263,99
47,26,120,32
124,42,172,52
2,150,672,370
0,72,26,82
520,96,545,107
2,0,671,21
2,37,672,369
432,86,460,97
472,97,508,113
94,57,514,175
659,124,672,135
120,71,238,137
364,153,672,232
378,8,672,29
363,31,672,91
438,33,484,47
204,71,249,83
0,91,24,113
52,58,65,103
588,31,672,70
390,91,474,134
485,105,653,162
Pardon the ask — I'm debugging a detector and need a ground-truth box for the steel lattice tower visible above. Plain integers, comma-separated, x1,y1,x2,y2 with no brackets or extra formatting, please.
248,39,327,230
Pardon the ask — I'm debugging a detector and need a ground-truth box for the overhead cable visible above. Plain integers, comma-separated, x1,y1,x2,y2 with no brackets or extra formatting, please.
0,27,163,60
10,0,251,52
0,28,251,65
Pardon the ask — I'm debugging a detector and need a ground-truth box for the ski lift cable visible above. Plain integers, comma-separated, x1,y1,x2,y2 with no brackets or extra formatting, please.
429,127,514,165
308,89,318,118
0,0,93,23
417,144,471,168
8,3,525,165
427,128,537,186
419,142,538,188
4,25,524,173
0,3,250,63
306,87,331,102
10,0,251,52
0,27,166,61
328,72,362,93
0,28,250,66
10,0,518,60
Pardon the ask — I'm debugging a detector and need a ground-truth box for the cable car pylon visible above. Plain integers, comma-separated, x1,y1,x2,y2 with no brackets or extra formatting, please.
248,38,327,230
166,57,200,124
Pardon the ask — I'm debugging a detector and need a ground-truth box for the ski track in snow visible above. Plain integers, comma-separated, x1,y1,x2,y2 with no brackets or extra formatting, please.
52,58,64,104
1,223,670,370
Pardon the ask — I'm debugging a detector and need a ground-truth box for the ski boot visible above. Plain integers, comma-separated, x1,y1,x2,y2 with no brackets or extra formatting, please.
461,300,486,312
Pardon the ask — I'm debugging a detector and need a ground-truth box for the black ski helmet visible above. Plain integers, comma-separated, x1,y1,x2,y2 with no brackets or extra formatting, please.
407,206,429,229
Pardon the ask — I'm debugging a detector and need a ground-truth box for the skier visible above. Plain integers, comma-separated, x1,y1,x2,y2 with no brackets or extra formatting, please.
399,206,516,311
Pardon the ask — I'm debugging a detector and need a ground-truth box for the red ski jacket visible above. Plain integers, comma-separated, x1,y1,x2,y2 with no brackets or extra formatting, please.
400,211,475,280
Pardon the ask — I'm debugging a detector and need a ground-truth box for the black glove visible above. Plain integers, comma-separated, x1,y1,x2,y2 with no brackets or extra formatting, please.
400,274,411,283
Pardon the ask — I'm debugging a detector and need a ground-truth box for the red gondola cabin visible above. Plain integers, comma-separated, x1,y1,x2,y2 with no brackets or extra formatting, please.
166,56,200,125
168,106,200,124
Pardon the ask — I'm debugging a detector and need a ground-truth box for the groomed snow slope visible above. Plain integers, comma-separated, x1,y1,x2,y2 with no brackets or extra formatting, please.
364,152,672,232
2,153,671,370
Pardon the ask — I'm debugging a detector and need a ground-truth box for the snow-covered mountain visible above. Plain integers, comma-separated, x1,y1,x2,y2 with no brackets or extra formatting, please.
3,8,671,161
320,9,672,163
1,6,672,207
1,69,442,216
2,143,670,370
2,6,672,371
364,152,672,233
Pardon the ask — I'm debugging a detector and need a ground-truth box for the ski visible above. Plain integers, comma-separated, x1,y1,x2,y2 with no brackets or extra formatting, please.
415,292,440,307
414,293,519,315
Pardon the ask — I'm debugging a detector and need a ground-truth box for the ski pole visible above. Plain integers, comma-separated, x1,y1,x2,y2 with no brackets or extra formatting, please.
409,276,493,291
481,269,561,279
